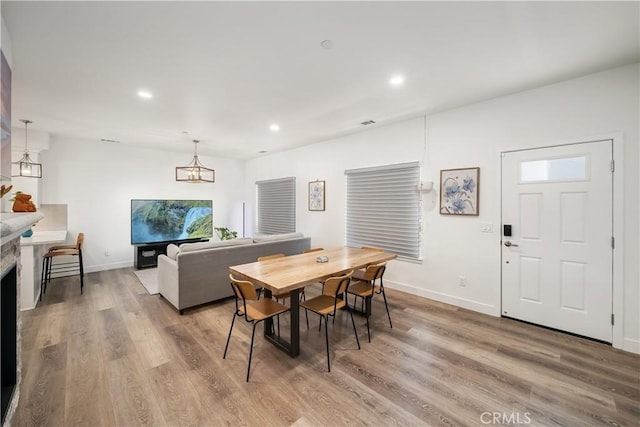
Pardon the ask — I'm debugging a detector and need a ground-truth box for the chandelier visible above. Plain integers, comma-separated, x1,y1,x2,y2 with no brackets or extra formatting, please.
12,119,42,178
175,139,215,183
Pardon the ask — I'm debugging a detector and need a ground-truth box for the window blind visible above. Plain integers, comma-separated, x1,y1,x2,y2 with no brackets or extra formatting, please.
345,162,421,260
256,177,296,234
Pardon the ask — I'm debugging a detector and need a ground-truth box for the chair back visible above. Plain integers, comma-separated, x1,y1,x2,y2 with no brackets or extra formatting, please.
76,233,85,250
363,262,386,282
323,271,353,297
257,253,285,261
361,246,383,252
229,274,259,301
303,248,324,253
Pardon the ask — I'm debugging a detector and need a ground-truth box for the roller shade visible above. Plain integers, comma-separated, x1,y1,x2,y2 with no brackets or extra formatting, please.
345,162,420,259
256,177,296,234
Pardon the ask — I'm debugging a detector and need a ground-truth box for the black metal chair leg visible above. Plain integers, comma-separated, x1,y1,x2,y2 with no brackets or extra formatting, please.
247,323,258,382
318,314,323,332
381,288,392,328
79,251,84,294
365,308,371,342
324,315,330,372
347,304,361,350
40,256,47,301
223,314,237,359
45,256,52,294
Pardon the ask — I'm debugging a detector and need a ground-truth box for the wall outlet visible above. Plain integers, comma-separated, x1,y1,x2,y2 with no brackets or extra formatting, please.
104,250,111,257
459,275,467,287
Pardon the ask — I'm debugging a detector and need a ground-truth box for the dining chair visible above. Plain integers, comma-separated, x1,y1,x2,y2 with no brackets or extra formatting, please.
300,271,360,372
256,253,308,331
223,274,290,382
346,262,391,342
40,232,85,300
303,247,324,253
257,253,286,261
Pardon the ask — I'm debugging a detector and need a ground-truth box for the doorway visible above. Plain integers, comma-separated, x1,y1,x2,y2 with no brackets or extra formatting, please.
501,140,613,342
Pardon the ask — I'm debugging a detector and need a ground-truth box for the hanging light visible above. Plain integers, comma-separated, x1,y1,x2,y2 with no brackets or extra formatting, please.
12,119,42,178
175,139,215,183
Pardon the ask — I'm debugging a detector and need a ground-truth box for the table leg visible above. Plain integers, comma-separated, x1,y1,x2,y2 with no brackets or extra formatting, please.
289,288,300,357
263,289,274,337
263,288,301,358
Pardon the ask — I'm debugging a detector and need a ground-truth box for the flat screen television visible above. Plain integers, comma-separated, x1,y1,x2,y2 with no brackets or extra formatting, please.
131,199,213,245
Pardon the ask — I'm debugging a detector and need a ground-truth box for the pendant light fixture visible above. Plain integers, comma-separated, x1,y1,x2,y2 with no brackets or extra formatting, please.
175,139,215,183
12,119,42,178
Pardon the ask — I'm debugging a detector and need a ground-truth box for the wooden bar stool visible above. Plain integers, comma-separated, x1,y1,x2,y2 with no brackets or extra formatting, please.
41,232,84,300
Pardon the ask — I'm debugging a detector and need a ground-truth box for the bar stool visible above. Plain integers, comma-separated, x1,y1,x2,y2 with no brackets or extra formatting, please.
41,232,84,300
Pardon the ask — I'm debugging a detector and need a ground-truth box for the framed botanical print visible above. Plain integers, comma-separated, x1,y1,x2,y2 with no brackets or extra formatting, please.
440,167,480,216
309,180,325,211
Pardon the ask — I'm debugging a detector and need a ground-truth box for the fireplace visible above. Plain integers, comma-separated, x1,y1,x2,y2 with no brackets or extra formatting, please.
0,211,42,425
0,263,16,424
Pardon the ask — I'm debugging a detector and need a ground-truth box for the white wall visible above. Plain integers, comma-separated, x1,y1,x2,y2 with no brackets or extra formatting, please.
245,64,639,352
39,137,246,272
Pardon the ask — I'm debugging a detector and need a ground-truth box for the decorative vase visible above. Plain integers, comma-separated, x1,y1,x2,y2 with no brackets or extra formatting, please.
22,228,33,238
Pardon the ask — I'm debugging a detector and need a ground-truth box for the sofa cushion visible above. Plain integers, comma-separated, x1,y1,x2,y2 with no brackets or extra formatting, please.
179,237,253,254
253,232,304,243
166,244,180,260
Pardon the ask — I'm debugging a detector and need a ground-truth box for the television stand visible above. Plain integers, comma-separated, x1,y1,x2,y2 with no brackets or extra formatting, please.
134,243,169,269
133,238,207,269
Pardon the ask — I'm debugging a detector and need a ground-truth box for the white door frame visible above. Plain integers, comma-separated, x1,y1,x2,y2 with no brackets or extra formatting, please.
499,133,624,350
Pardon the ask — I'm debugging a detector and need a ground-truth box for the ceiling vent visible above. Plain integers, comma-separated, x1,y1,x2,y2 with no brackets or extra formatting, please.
360,120,376,126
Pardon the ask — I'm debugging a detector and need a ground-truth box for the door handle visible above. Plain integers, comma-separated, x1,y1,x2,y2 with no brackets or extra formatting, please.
504,241,519,247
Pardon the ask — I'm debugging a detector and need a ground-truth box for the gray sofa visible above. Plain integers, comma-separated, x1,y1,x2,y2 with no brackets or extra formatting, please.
157,233,311,313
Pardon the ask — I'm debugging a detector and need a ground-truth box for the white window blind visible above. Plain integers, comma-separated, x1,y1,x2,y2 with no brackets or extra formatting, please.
345,162,421,260
256,177,296,234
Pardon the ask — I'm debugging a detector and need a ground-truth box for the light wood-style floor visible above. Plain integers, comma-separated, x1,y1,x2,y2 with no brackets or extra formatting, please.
12,267,640,426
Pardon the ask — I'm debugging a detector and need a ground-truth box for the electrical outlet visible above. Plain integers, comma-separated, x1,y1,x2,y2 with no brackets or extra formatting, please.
104,251,111,257
459,275,467,287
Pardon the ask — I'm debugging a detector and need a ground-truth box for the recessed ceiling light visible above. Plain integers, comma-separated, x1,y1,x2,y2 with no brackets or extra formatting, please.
269,124,280,132
389,75,405,86
137,90,153,99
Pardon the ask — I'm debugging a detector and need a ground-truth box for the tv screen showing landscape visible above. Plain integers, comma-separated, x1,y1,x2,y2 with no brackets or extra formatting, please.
131,199,213,245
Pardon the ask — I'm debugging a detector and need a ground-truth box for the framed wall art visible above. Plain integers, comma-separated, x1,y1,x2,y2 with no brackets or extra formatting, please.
440,167,479,216
308,180,325,211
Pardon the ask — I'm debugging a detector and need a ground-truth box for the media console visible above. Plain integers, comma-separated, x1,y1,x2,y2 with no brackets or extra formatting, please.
134,238,206,269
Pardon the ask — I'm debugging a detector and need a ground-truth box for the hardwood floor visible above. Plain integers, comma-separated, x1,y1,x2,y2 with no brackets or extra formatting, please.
12,268,640,426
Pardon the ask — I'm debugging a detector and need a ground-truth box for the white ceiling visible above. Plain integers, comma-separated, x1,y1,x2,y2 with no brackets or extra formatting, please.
2,1,638,159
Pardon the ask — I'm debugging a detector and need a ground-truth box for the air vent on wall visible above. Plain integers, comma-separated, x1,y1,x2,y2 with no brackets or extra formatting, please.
360,120,376,126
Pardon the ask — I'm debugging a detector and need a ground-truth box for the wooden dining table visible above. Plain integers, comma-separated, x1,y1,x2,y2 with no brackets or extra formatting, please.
228,246,397,357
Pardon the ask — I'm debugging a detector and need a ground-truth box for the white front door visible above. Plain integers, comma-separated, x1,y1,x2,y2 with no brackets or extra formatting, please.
501,140,613,342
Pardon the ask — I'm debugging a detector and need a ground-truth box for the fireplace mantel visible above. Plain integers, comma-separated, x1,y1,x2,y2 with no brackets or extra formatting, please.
1,212,45,242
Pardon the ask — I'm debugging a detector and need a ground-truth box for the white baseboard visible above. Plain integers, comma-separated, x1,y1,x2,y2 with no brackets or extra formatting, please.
20,291,38,311
85,260,133,273
385,280,500,317
622,337,640,354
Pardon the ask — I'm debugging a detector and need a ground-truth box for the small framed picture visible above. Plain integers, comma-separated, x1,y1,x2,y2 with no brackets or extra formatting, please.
440,167,480,216
309,180,325,211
